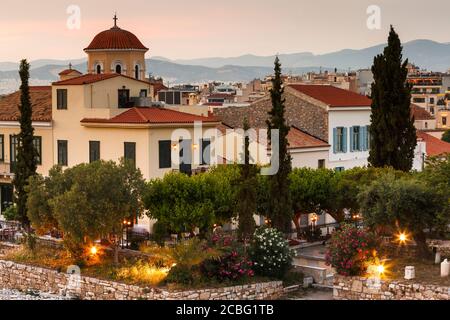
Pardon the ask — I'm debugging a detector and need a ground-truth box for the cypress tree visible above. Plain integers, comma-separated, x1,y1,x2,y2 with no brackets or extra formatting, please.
236,118,257,241
369,26,417,172
13,59,38,229
266,57,293,233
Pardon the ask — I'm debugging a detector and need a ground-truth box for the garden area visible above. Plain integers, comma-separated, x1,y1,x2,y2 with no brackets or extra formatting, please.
1,154,449,295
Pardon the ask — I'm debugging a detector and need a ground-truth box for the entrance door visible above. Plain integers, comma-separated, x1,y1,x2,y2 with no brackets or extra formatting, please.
179,139,192,175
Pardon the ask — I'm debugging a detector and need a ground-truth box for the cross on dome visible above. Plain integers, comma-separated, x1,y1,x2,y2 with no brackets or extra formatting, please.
113,13,118,27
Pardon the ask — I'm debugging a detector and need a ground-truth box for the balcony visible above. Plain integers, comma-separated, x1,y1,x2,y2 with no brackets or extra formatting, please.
0,162,13,181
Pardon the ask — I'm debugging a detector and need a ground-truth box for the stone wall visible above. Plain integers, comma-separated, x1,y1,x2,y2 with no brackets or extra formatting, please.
334,275,450,300
0,260,283,300
214,87,329,142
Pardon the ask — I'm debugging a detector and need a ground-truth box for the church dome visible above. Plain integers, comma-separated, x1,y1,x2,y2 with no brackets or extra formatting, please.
84,20,148,52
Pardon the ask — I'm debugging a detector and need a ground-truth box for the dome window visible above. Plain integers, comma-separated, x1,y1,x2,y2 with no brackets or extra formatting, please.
115,64,122,74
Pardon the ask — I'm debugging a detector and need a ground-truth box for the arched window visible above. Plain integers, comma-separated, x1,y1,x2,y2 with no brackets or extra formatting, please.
135,65,140,79
96,65,101,74
115,64,122,74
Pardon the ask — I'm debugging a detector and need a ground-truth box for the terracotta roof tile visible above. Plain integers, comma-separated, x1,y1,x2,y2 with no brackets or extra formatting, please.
84,26,148,51
52,73,120,85
58,69,82,76
417,131,450,156
411,104,435,120
289,84,372,107
81,107,219,125
0,86,52,122
287,126,330,149
53,73,151,86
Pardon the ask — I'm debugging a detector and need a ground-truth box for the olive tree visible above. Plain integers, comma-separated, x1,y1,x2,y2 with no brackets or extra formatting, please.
358,173,442,258
27,160,145,263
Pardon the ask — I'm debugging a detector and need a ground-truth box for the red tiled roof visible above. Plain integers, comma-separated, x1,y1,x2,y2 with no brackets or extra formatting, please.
53,73,119,85
52,73,151,86
288,126,330,149
58,69,82,76
417,131,450,156
0,86,52,122
84,26,148,51
151,82,168,97
81,107,220,125
289,84,372,107
411,104,434,120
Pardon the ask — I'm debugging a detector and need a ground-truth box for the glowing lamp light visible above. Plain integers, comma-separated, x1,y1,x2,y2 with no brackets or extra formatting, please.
90,246,98,256
399,233,407,243
377,265,385,275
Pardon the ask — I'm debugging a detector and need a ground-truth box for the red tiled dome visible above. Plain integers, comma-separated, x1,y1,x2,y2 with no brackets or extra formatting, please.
84,26,148,51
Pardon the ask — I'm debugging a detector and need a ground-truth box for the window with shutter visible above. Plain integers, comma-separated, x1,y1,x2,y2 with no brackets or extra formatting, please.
342,127,348,153
57,140,68,166
89,141,100,163
159,140,172,169
201,139,211,165
33,136,42,165
0,135,4,162
124,142,136,167
56,89,68,110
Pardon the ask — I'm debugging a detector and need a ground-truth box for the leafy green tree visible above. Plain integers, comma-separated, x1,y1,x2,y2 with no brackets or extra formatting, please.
144,166,239,235
442,130,450,143
26,160,145,263
145,173,215,235
289,168,334,235
369,26,417,172
266,57,293,233
13,60,38,235
359,173,442,258
236,118,257,241
328,167,408,222
420,155,450,234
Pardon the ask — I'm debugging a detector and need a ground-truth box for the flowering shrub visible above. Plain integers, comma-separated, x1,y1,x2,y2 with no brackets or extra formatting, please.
325,223,378,276
201,231,254,281
249,227,294,278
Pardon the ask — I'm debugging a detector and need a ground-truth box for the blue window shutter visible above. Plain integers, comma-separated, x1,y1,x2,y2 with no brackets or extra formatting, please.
350,127,354,152
366,125,370,150
342,128,348,153
361,126,367,151
333,128,338,154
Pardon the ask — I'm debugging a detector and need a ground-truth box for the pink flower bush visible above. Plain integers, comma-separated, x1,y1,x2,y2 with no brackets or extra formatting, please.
325,223,378,276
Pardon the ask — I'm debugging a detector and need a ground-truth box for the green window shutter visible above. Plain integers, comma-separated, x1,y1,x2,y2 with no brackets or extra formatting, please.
333,128,338,154
342,128,348,153
159,141,172,169
124,142,136,167
89,141,100,163
350,127,354,152
57,140,68,166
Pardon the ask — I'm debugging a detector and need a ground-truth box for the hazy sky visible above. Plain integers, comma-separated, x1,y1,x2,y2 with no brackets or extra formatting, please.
1,0,450,62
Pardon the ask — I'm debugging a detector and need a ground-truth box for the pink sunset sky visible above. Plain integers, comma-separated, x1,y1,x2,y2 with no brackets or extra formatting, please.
1,0,450,62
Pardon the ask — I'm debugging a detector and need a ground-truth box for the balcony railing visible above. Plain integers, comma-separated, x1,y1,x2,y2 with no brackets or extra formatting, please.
0,162,13,178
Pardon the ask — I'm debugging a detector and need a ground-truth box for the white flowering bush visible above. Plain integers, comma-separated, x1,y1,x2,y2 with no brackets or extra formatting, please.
249,227,294,278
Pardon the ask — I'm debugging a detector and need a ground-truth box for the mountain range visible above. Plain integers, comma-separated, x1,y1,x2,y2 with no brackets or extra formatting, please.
1,39,450,92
